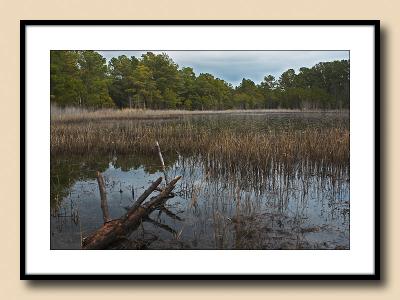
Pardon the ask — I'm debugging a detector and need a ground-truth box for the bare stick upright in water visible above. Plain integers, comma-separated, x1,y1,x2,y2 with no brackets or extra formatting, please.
155,141,168,184
96,171,111,224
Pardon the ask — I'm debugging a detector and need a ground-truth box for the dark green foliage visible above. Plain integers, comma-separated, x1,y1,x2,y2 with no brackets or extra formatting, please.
50,51,82,106
108,55,139,108
51,50,114,107
50,51,350,110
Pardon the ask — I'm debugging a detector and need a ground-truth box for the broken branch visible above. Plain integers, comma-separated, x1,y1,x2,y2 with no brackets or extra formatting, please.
82,175,182,250
96,171,111,224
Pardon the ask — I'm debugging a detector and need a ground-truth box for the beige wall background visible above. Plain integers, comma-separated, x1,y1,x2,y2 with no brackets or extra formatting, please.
0,0,397,299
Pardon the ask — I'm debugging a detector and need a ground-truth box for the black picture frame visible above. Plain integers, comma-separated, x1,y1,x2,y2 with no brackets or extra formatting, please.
20,19,380,280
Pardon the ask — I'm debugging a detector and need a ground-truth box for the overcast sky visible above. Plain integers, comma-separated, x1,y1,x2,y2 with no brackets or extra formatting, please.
98,50,349,87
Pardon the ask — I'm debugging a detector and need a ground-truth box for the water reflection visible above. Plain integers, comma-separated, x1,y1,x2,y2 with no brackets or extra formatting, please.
51,152,349,250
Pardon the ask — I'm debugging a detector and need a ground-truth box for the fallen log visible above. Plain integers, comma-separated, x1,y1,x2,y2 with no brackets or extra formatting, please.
82,175,182,250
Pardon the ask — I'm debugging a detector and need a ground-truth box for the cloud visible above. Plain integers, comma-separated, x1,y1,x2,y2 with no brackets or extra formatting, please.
98,50,349,87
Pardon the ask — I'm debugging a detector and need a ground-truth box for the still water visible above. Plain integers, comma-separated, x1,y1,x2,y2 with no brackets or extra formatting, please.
51,112,350,250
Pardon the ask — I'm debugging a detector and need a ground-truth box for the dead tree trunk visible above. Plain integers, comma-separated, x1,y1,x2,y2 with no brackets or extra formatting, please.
96,171,111,223
82,175,182,250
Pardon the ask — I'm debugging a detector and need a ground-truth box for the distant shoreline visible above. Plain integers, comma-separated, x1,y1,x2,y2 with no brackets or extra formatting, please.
51,105,349,122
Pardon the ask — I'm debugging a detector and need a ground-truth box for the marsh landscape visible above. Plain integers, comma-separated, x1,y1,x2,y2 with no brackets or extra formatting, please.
50,50,350,250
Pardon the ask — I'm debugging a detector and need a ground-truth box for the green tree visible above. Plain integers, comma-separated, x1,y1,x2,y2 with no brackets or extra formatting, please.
278,69,296,90
50,51,83,106
141,52,180,107
108,55,139,108
77,51,114,107
177,67,196,109
51,50,349,110
132,64,160,109
50,50,114,107
259,75,277,108
235,79,263,109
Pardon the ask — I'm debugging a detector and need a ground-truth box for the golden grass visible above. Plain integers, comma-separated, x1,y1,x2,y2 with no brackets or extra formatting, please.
51,109,349,180
51,106,345,123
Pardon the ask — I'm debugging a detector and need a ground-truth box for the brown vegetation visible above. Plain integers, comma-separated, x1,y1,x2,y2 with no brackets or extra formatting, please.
51,109,349,179
51,109,350,250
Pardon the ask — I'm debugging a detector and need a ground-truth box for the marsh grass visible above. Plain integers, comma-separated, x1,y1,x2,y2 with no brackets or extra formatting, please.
166,154,349,249
51,105,338,123
51,150,350,250
51,108,350,249
51,109,349,180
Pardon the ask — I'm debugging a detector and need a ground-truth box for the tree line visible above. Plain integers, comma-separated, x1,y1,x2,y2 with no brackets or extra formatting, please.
50,51,349,110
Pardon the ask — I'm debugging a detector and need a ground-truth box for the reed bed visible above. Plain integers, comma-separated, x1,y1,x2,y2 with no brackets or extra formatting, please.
51,105,345,123
51,109,350,250
51,110,349,181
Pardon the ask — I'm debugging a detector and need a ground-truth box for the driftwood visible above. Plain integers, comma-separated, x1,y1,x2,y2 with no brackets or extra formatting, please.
128,177,163,213
155,141,168,184
82,175,182,250
96,172,111,223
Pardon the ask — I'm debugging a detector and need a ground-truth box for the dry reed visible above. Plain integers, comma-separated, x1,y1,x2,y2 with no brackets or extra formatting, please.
51,109,349,180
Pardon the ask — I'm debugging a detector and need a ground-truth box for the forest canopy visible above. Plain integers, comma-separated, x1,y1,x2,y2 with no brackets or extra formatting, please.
50,51,350,110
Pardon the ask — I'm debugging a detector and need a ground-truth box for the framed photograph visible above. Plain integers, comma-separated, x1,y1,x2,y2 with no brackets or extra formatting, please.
21,20,380,279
